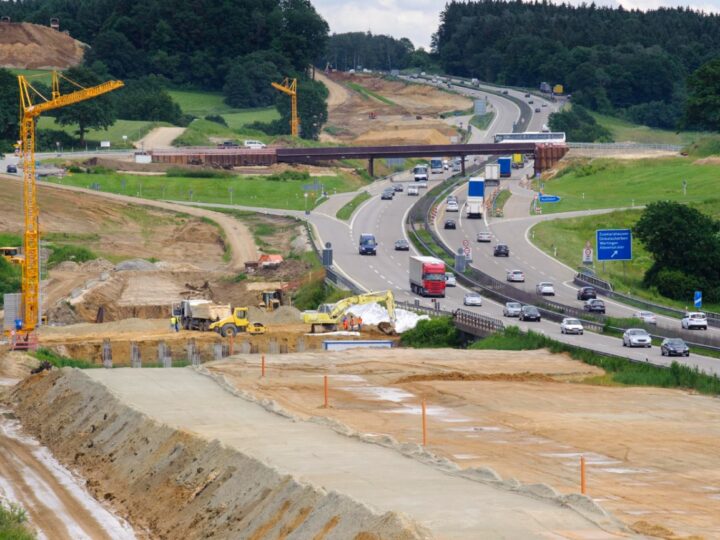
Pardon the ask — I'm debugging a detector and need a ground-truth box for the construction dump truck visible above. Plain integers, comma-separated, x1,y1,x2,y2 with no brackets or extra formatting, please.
302,290,395,334
174,300,249,336
258,289,283,311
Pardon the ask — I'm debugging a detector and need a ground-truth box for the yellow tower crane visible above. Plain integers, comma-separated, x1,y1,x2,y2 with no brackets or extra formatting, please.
271,77,299,137
17,72,123,335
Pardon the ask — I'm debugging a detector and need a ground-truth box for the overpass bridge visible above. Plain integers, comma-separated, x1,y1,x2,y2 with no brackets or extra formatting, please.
151,143,567,176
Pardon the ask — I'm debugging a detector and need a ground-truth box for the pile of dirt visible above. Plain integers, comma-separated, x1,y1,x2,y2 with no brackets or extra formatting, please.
0,22,85,69
246,305,302,324
354,128,452,146
10,369,429,539
394,371,557,384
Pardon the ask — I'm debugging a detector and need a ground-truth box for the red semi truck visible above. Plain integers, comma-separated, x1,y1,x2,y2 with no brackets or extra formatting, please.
409,255,446,297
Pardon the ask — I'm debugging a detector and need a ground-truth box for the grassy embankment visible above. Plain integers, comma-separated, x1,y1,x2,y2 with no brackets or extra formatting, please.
36,118,167,149
43,168,368,211
530,157,720,311
336,192,371,220
345,81,396,106
0,501,35,540
590,112,706,145
469,111,495,130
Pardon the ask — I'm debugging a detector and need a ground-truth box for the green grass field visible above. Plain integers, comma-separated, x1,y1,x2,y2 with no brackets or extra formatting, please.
8,67,52,78
535,158,720,215
346,82,396,106
590,112,705,145
37,117,164,147
168,90,280,129
44,171,367,211
531,210,720,313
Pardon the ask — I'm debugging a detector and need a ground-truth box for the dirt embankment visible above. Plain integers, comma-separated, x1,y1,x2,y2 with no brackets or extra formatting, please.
322,73,471,146
0,22,85,69
10,369,429,540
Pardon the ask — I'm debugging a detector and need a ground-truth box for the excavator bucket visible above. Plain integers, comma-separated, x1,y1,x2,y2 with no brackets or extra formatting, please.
377,322,395,335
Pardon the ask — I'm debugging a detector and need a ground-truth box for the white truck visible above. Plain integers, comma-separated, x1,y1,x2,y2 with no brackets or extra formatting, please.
485,163,499,181
466,177,485,219
413,164,429,182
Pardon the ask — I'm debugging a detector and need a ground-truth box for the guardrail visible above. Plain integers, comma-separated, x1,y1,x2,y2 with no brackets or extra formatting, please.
574,273,720,329
395,300,505,338
567,142,682,152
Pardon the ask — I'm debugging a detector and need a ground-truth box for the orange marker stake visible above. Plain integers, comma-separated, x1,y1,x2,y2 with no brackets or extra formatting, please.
324,375,328,408
261,354,266,378
229,335,234,355
422,398,427,446
580,456,587,495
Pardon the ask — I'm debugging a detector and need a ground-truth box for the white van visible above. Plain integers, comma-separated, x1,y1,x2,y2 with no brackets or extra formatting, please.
244,140,266,149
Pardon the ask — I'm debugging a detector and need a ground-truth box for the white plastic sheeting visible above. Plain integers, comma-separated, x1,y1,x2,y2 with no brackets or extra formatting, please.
346,303,428,333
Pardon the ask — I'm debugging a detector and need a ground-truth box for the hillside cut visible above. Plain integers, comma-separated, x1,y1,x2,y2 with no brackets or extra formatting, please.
0,22,85,69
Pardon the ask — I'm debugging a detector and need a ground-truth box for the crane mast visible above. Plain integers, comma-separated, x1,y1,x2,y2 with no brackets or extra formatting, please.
16,72,123,335
271,78,299,137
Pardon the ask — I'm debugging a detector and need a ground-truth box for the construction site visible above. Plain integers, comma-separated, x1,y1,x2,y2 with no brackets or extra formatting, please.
0,20,717,540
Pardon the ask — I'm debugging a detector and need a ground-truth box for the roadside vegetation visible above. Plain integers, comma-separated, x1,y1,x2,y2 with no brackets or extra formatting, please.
36,117,165,149
35,348,96,369
493,190,511,214
469,111,494,131
0,501,35,540
590,112,705,145
336,192,371,220
534,158,720,215
44,169,368,211
471,327,720,395
400,317,461,348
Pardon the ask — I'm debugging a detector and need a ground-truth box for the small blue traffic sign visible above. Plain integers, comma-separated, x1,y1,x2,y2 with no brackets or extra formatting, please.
596,229,632,261
694,291,702,309
538,195,561,203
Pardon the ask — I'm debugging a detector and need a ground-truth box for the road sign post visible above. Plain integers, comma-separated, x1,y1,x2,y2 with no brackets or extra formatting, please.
694,291,702,309
596,229,632,261
582,241,593,265
538,194,561,203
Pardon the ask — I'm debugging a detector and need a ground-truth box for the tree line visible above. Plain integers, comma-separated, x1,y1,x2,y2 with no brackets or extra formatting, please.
321,32,436,72
433,0,720,131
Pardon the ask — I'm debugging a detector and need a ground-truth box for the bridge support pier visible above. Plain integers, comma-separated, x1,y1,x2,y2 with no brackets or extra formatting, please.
368,157,375,177
461,156,466,176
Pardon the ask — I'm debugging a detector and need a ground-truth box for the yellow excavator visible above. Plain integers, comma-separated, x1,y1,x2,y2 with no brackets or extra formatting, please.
1,247,22,265
302,290,396,334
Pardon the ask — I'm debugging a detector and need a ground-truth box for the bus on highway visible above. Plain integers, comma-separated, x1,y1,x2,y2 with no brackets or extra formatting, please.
430,158,444,174
493,132,566,144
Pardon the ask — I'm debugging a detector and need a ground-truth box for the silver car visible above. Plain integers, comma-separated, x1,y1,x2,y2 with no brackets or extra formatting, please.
476,231,492,243
503,302,522,317
463,292,483,306
623,328,652,348
633,311,657,325
560,318,584,335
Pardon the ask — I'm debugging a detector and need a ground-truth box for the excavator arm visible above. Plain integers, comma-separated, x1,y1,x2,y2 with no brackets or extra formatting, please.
303,290,396,333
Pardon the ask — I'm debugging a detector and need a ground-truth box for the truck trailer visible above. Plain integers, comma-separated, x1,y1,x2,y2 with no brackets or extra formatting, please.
485,163,499,181
409,256,446,297
466,177,485,219
498,156,512,177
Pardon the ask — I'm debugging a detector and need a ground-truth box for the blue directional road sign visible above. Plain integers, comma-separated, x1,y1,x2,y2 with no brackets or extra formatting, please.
596,229,632,261
694,291,702,309
538,194,561,203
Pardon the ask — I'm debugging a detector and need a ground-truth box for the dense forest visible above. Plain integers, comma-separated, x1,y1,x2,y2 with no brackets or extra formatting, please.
433,0,720,129
323,32,435,72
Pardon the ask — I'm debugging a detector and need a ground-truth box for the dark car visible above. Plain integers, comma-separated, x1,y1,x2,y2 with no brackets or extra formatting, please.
583,299,606,314
444,219,456,230
6,164,17,173
502,90,509,95
534,107,541,113
493,243,509,257
519,305,541,322
358,233,377,255
393,183,404,192
661,338,689,357
381,190,394,200
577,286,597,301
394,239,409,251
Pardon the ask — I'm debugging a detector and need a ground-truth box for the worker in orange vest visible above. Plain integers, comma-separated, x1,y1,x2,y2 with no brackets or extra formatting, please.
357,316,363,332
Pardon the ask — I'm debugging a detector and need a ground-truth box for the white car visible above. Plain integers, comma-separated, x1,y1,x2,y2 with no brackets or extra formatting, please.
463,292,483,306
476,231,492,243
682,312,708,330
633,311,657,325
446,200,459,212
416,180,428,189
623,328,652,348
445,272,457,287
560,318,584,335
535,282,555,296
503,302,522,317
407,186,419,196
243,139,266,149
506,270,525,282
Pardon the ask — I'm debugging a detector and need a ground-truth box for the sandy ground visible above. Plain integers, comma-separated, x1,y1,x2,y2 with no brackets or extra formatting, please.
2,176,257,269
0,22,85,69
322,73,471,145
206,348,720,540
79,367,628,539
135,127,187,150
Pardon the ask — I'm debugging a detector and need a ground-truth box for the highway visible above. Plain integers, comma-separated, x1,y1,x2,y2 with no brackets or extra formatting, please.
308,79,720,377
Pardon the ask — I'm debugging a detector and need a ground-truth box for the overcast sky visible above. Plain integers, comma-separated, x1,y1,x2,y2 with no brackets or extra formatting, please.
313,0,720,50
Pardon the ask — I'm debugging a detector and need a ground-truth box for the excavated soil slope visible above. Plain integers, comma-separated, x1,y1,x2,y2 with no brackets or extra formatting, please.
10,369,429,540
0,22,85,69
